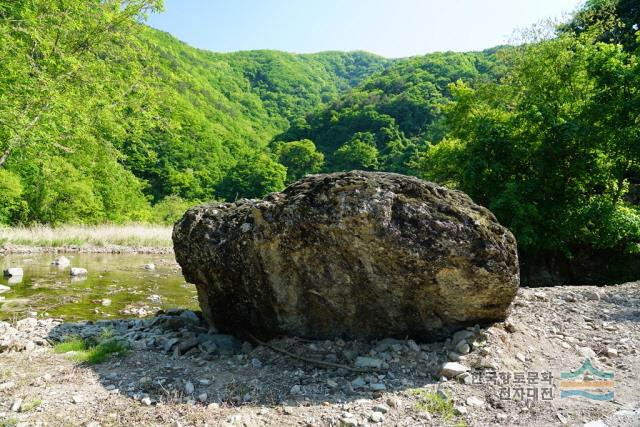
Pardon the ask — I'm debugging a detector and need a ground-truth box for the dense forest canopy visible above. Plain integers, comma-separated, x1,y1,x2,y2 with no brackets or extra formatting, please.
1,0,639,278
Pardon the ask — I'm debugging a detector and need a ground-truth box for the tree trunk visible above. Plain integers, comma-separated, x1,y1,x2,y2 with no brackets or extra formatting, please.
0,147,10,169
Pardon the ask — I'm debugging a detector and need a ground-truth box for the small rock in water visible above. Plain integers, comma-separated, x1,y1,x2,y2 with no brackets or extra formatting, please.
184,381,195,395
290,384,302,395
70,267,88,277
141,397,152,406
3,268,23,278
197,392,208,402
52,256,71,266
144,263,156,271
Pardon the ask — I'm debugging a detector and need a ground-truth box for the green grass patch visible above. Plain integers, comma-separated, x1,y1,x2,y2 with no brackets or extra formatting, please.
53,337,87,353
54,335,128,365
20,399,42,412
0,418,19,427
410,389,467,427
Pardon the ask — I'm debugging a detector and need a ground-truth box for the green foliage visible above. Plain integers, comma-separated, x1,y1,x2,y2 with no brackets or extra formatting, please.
411,389,466,426
277,50,506,173
217,155,287,200
333,133,380,171
0,170,28,224
418,23,640,258
151,195,200,224
275,139,325,182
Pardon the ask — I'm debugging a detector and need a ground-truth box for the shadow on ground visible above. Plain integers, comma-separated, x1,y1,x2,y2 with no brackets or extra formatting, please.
46,309,446,409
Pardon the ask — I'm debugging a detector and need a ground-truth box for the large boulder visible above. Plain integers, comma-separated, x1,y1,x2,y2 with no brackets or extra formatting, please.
173,171,519,340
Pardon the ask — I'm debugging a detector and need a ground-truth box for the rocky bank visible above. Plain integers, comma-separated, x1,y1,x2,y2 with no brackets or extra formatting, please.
0,282,638,426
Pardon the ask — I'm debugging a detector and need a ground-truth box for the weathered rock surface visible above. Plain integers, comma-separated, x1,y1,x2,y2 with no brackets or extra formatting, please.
173,171,519,340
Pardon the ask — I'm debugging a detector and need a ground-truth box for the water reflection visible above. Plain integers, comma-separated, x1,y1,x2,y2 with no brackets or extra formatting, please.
0,253,197,321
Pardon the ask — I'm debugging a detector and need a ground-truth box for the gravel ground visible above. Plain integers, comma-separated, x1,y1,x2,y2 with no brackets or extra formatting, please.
0,282,638,426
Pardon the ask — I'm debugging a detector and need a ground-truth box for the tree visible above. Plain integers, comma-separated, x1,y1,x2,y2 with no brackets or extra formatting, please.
0,0,163,169
276,139,324,183
216,155,287,201
418,28,640,257
332,133,380,171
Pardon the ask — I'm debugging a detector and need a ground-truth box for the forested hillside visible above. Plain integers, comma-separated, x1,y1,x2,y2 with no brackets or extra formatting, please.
1,0,639,283
0,1,388,225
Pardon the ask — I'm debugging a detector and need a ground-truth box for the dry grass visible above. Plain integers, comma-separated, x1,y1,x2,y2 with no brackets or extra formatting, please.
0,224,172,248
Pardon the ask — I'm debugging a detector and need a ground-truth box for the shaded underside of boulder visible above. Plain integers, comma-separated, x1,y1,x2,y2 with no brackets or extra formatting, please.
173,171,519,341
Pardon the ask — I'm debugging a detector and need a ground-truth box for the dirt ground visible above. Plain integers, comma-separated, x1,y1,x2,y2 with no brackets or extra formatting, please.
1,283,639,427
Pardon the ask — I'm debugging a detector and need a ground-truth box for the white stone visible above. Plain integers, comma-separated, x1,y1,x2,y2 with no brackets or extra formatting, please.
440,362,470,378
466,396,484,406
144,263,156,271
10,398,22,412
52,256,71,266
70,267,88,277
369,412,384,423
141,397,152,406
184,381,194,395
3,268,23,278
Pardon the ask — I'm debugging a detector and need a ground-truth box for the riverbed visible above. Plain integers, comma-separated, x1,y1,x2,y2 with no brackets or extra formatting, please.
0,253,197,321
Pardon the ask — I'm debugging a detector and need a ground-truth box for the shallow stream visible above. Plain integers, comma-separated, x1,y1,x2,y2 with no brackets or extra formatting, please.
0,253,197,321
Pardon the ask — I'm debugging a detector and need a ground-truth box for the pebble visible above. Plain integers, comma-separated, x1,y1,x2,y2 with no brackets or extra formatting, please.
72,395,84,404
10,398,22,412
440,362,470,378
354,356,383,369
455,341,471,354
101,299,112,306
198,392,208,402
516,352,526,363
606,348,618,357
369,383,386,391
0,381,16,391
144,263,156,271
373,404,390,414
369,412,385,423
141,397,152,406
290,384,302,395
198,379,211,386
452,329,475,344
184,381,195,395
466,396,484,406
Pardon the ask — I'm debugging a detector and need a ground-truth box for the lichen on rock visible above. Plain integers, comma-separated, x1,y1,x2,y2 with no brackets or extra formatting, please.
173,171,519,340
